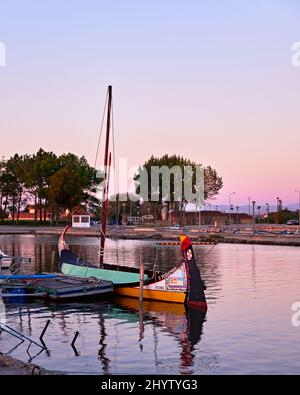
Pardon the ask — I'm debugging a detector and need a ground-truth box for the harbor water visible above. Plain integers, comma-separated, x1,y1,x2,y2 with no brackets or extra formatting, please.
0,235,300,375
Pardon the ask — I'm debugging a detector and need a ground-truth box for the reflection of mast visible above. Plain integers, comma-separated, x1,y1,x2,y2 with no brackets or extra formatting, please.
138,305,144,351
98,315,111,374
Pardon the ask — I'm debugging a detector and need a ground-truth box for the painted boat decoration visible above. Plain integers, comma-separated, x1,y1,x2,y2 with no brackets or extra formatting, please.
0,250,13,269
59,227,208,310
0,273,113,300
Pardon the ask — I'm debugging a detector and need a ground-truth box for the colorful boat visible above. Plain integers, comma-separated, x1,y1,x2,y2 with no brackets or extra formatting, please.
59,86,207,311
59,227,207,311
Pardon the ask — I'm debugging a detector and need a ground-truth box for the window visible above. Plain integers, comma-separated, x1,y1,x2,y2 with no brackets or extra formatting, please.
81,216,90,223
73,216,80,223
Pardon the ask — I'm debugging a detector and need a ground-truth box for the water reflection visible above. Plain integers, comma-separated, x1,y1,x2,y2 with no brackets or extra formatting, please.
113,298,206,375
2,235,300,374
1,299,206,375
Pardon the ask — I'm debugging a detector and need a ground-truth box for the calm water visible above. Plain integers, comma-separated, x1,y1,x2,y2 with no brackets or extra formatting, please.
1,235,300,375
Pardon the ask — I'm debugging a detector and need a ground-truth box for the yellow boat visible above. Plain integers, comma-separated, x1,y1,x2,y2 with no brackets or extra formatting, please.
59,227,208,312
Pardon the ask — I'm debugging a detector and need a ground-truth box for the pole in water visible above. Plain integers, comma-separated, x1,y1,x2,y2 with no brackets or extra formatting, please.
71,331,80,356
39,319,51,342
139,255,144,304
71,331,80,347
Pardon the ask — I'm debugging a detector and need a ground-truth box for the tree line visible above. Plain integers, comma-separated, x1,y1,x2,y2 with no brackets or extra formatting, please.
0,151,223,225
0,148,99,224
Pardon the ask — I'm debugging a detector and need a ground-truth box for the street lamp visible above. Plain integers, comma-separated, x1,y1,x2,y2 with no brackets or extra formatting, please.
276,197,280,225
295,190,300,229
252,200,256,234
236,206,239,232
257,206,261,223
229,192,236,226
266,203,269,224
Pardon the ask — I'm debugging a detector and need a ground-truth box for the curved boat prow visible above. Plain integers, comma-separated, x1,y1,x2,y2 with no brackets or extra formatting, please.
58,225,71,257
180,235,207,312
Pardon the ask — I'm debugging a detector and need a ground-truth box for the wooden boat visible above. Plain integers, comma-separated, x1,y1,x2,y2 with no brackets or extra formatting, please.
59,227,208,310
58,86,208,310
0,273,113,301
0,250,12,269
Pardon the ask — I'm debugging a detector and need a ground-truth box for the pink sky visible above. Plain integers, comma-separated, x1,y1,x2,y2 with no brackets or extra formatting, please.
1,1,300,207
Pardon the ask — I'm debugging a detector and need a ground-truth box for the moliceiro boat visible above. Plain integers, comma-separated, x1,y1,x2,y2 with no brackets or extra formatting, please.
59,228,207,311
59,86,207,310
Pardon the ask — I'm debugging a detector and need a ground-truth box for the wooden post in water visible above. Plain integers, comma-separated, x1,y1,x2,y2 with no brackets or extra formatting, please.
139,255,144,304
50,250,55,273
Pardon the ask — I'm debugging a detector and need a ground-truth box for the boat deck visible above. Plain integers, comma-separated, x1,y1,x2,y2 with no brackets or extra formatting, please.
0,274,114,300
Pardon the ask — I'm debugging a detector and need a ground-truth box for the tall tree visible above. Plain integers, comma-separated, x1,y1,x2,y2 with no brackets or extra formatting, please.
134,154,223,222
48,153,97,224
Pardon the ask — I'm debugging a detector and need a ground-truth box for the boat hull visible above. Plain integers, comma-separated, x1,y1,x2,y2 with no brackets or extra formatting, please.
114,286,186,303
0,274,114,301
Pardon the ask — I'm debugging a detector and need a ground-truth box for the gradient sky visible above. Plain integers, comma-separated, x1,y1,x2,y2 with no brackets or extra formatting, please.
1,0,300,208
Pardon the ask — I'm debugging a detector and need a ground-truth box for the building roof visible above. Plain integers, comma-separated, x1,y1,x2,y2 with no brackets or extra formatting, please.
184,210,253,218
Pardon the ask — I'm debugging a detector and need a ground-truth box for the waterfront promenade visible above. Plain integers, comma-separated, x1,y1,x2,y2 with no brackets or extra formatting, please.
1,224,300,246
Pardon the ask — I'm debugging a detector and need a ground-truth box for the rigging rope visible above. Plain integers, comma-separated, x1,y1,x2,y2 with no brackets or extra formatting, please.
111,99,118,228
94,91,109,171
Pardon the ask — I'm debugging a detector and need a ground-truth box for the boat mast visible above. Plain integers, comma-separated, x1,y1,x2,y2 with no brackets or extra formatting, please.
100,85,112,266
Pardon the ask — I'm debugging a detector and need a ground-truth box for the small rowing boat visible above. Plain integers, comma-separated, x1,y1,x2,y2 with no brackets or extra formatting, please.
0,273,113,301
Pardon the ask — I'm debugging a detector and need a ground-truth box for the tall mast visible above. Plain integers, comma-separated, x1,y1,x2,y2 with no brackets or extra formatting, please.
100,85,112,266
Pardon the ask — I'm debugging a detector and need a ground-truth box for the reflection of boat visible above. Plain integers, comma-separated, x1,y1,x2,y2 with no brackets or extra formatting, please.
0,250,12,269
2,298,206,374
113,297,206,373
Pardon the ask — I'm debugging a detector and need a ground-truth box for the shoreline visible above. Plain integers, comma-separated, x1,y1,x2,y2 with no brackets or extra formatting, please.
0,352,63,375
1,225,300,247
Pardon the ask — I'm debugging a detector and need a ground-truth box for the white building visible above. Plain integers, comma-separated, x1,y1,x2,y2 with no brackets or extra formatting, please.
72,214,91,228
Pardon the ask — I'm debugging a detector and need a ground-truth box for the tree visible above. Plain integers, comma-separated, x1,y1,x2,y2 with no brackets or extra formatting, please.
25,149,59,223
48,153,97,224
134,154,223,222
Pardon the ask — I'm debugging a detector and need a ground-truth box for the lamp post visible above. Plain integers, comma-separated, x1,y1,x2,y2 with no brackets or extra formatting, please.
266,203,269,224
229,192,236,226
276,197,279,225
295,190,300,229
252,200,256,235
236,206,239,232
197,187,202,228
257,206,261,224
122,203,126,225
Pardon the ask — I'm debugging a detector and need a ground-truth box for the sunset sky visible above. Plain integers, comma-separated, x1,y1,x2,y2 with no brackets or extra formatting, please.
1,0,300,208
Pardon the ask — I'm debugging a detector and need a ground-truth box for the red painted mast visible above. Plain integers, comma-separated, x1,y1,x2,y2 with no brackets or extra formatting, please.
100,85,112,266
